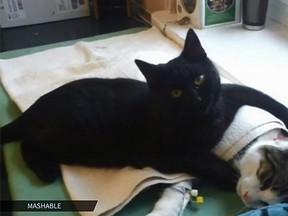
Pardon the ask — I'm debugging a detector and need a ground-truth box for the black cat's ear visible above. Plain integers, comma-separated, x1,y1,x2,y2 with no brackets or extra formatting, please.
181,28,207,61
135,59,163,92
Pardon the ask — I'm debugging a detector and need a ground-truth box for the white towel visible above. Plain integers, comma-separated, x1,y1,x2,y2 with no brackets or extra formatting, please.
0,27,182,111
0,27,193,216
212,105,287,161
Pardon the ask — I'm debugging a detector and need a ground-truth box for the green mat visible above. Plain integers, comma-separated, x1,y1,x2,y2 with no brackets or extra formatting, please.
0,27,245,216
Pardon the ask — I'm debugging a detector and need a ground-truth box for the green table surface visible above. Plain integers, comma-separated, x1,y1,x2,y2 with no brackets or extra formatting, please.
0,27,245,216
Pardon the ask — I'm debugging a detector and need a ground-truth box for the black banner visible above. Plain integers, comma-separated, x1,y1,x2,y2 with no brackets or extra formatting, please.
1,200,97,212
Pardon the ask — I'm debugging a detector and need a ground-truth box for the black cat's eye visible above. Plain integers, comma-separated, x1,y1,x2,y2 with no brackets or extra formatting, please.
194,75,205,86
171,89,183,98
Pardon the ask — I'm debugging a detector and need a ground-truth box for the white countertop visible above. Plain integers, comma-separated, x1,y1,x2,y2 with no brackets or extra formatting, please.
151,11,288,106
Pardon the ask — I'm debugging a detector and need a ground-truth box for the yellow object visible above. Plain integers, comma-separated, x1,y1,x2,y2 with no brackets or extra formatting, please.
196,196,204,204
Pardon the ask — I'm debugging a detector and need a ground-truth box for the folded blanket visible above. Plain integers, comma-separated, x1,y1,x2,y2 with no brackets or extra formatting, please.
0,27,194,216
62,166,191,216
212,105,287,161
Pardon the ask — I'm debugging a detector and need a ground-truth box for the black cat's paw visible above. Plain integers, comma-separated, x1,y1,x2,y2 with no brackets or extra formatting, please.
216,177,237,191
21,143,61,183
34,166,61,183
215,168,239,191
24,158,61,183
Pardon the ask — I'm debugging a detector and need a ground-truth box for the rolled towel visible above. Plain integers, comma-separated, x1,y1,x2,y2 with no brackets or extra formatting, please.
212,105,287,161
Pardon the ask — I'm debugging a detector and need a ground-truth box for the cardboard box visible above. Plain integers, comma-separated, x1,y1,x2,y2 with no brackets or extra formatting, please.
132,0,166,24
176,0,241,29
0,0,90,28
137,0,166,13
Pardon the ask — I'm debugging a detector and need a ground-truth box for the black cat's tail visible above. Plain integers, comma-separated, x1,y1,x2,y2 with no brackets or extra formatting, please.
1,116,26,145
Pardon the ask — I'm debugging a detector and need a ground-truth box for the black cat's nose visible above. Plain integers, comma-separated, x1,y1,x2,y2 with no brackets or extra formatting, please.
192,94,202,103
196,96,202,101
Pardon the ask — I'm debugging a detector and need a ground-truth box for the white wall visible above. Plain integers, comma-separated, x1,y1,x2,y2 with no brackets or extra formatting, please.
267,0,288,28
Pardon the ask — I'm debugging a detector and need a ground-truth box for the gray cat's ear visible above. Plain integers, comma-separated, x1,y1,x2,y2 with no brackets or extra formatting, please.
135,59,162,92
181,28,207,61
262,146,286,170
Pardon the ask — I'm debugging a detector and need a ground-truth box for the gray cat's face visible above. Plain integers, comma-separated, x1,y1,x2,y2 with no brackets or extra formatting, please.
237,140,288,208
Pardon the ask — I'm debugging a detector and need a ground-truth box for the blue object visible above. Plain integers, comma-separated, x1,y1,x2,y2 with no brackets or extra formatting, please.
239,203,288,216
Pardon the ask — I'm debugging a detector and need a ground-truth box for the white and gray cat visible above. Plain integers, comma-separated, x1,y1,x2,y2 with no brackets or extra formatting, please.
146,119,288,216
237,128,288,208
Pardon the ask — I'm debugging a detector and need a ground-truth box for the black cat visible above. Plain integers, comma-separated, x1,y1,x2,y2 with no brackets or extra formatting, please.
1,29,288,190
